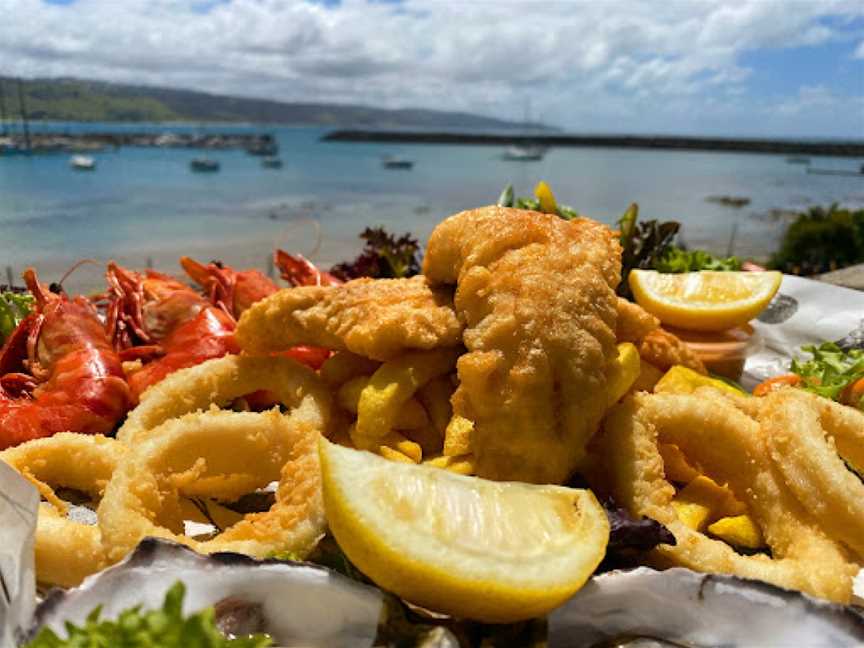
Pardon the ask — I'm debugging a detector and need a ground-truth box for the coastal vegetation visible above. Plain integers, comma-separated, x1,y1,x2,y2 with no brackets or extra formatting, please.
0,77,542,129
769,205,864,275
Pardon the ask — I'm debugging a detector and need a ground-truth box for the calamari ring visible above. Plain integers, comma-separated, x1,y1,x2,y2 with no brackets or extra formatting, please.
600,392,856,603
761,388,864,560
98,408,326,563
117,354,332,444
0,433,125,587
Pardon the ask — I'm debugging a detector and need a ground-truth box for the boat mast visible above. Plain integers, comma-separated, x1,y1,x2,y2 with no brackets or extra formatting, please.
16,77,31,153
0,79,7,137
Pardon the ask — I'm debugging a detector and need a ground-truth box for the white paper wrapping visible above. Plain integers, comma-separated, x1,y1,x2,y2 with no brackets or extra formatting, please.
744,274,864,390
0,462,38,648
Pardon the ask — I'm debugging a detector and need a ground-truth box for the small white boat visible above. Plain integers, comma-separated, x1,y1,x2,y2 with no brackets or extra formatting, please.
382,155,414,169
502,145,546,161
69,155,96,171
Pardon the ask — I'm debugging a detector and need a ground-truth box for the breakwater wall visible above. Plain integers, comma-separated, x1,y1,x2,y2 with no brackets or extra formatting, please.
322,130,864,157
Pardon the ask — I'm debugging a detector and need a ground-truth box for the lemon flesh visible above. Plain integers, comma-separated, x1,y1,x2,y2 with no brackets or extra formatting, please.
319,438,609,623
629,270,782,332
654,365,745,396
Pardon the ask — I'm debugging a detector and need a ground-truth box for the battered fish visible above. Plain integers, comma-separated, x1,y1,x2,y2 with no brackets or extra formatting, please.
423,205,620,483
236,275,463,361
638,328,706,374
615,297,659,344
615,298,706,374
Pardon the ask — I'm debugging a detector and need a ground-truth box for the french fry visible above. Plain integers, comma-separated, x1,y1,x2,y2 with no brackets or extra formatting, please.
339,376,429,429
424,453,476,475
443,415,473,457
606,342,641,406
380,431,423,463
355,349,459,449
379,446,416,464
346,425,422,463
418,376,454,436
319,351,380,386
708,514,765,550
671,475,747,531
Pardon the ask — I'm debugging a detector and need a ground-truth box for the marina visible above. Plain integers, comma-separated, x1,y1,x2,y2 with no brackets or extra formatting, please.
0,131,277,155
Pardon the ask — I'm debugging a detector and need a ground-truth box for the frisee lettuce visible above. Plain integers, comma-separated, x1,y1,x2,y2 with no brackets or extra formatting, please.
791,342,864,407
654,247,742,273
0,290,33,346
25,581,272,648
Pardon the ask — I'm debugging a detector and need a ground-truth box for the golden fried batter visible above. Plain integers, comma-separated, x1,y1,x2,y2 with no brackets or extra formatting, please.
423,205,621,483
236,275,463,361
638,327,707,374
616,297,660,343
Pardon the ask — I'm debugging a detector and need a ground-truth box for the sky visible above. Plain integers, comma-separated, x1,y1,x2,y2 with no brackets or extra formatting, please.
2,0,863,137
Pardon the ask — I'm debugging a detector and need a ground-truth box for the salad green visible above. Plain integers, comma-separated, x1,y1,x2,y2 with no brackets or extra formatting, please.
497,183,580,220
0,290,33,346
791,342,864,407
25,582,272,648
654,247,742,273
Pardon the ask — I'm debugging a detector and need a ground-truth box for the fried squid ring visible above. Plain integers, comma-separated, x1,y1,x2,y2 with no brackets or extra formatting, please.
0,433,125,587
98,407,326,563
761,388,864,560
117,354,332,444
600,392,856,603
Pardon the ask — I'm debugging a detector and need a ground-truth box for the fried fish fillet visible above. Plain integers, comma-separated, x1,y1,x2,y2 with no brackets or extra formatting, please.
638,327,706,374
616,297,659,343
423,205,620,483
615,298,706,374
236,275,463,361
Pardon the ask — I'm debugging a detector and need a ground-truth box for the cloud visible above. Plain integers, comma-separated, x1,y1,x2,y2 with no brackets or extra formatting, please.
1,0,863,135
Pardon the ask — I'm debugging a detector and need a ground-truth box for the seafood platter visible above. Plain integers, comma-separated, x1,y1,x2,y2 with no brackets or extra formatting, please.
1,183,864,647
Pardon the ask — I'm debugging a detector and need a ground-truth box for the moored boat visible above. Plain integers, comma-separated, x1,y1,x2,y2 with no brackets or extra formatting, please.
69,155,96,171
190,158,220,173
502,144,546,161
382,155,414,169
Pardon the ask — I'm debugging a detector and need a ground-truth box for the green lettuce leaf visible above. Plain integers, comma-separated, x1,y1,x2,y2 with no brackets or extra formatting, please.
654,247,742,273
25,581,272,648
0,290,33,346
791,342,864,407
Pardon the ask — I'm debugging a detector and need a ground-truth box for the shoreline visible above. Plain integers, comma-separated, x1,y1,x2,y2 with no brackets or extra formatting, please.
322,130,864,158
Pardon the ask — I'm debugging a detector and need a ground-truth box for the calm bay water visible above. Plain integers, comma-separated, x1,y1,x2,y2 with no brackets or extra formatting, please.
1,123,863,291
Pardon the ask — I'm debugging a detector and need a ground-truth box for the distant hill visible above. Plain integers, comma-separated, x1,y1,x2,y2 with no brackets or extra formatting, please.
0,77,552,130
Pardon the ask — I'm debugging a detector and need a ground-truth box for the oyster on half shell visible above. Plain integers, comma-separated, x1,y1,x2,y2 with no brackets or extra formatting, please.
27,538,383,647
548,567,864,648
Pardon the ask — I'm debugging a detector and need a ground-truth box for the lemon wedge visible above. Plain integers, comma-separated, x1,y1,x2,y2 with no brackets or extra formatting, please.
654,365,745,396
319,438,609,622
629,270,781,332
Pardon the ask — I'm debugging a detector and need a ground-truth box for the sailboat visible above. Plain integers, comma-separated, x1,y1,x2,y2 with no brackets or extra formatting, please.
502,145,546,161
501,98,546,162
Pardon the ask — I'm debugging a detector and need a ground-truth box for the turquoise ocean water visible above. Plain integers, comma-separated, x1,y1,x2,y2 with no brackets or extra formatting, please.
1,123,863,291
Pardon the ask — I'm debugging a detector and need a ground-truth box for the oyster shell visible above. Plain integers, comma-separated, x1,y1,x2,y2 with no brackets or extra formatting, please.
28,538,383,647
548,567,864,647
